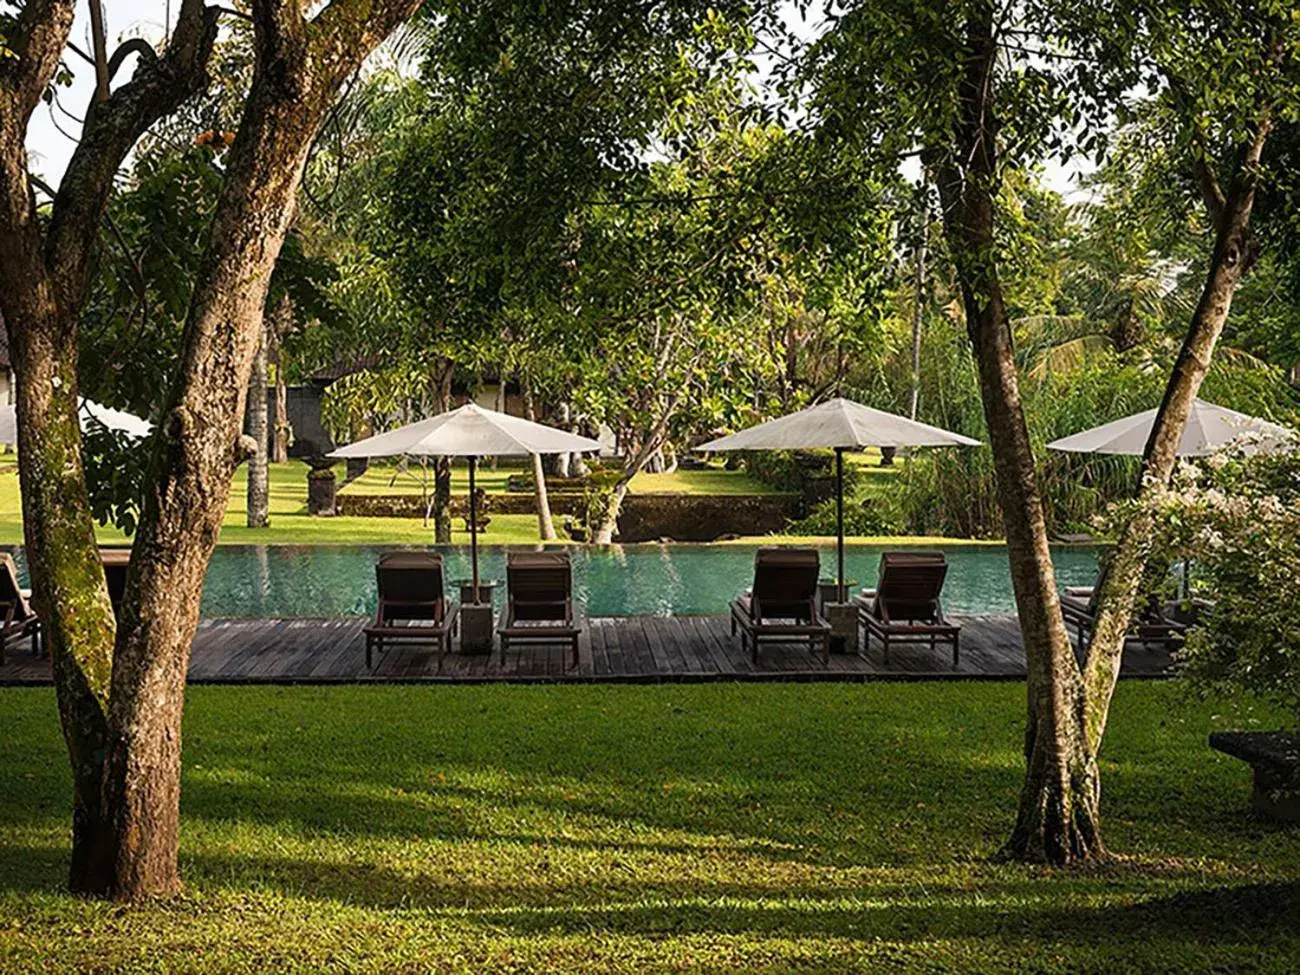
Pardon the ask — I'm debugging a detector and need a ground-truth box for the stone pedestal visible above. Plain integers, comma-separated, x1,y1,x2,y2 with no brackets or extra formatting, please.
457,581,498,607
818,580,855,612
460,602,495,654
825,602,859,656
307,468,337,516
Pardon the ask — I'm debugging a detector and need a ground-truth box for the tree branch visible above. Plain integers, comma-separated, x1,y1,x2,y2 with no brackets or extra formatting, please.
87,0,111,102
0,0,76,122
45,0,219,315
107,39,159,82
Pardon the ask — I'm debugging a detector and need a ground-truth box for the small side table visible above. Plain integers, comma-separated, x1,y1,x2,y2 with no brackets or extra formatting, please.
453,579,498,654
455,579,498,608
459,603,495,653
824,602,860,656
818,579,856,614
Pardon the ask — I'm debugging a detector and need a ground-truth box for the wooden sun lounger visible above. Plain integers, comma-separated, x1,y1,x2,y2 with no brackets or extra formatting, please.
364,552,459,668
855,551,960,668
0,552,41,664
499,551,581,666
1060,585,1195,653
730,548,831,665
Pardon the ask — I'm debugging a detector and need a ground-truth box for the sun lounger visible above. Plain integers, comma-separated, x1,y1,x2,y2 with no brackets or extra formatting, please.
499,551,581,666
100,548,130,617
364,552,458,668
730,548,831,665
0,552,40,663
1060,585,1191,653
855,551,960,667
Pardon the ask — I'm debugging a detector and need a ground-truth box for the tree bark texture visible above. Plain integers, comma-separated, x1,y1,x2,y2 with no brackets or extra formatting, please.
935,7,1277,865
0,0,218,893
97,0,422,900
1079,111,1274,754
432,357,454,543
246,326,270,528
270,296,291,463
592,405,676,545
935,7,1101,864
523,388,557,541
909,186,927,421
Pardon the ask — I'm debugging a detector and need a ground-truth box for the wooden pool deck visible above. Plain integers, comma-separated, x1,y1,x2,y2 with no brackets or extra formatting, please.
0,613,1174,685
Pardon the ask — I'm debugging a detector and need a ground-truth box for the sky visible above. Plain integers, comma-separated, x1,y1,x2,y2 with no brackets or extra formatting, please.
27,1,1092,196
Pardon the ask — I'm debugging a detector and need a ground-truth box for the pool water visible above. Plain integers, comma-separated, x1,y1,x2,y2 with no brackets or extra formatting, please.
6,544,1100,619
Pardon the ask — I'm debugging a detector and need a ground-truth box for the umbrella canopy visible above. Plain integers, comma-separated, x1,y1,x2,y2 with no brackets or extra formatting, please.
697,398,981,599
329,403,601,604
0,398,152,443
1047,399,1296,457
330,402,603,459
697,397,982,452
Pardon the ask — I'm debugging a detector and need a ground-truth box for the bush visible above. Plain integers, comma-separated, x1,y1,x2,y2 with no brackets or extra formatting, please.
788,492,903,536
1122,446,1300,727
739,449,838,493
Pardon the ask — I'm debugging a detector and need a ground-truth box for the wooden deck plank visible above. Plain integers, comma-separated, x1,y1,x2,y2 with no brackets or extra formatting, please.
0,613,1175,685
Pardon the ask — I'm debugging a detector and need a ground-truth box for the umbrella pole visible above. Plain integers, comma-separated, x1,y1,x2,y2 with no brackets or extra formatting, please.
469,455,480,603
835,447,845,601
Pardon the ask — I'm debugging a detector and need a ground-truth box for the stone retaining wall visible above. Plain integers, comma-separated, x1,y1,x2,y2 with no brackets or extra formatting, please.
616,494,801,542
336,491,801,540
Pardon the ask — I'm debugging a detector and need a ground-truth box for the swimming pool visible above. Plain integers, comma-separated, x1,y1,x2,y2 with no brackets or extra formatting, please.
5,543,1101,618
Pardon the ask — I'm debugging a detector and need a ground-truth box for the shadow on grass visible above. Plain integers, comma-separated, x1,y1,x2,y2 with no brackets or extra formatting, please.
5,841,1296,954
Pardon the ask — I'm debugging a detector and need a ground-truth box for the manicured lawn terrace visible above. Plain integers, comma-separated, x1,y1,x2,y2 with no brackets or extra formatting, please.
2,682,1296,972
0,456,987,548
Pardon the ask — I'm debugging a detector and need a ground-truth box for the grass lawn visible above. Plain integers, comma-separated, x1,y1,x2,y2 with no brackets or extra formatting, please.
1,682,1296,973
0,458,989,548
339,461,779,497
0,461,553,547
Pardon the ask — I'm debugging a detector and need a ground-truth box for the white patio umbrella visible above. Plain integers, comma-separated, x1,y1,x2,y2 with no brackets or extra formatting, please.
1047,398,1296,457
330,402,602,601
0,398,152,443
1049,398,1296,597
696,397,981,600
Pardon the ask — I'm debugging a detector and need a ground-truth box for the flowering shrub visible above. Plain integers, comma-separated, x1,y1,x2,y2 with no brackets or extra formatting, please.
1109,441,1300,726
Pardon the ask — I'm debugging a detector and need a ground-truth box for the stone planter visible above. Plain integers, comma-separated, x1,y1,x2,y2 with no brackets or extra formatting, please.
307,467,337,516
1209,731,1300,823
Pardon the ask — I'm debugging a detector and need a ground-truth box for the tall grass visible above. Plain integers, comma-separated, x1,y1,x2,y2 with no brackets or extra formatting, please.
855,322,1300,539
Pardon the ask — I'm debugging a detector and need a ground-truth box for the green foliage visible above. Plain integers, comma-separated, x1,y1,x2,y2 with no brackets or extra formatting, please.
789,488,903,536
1126,448,1300,726
78,143,341,419
320,362,445,446
739,449,830,493
79,420,151,537
883,349,1291,539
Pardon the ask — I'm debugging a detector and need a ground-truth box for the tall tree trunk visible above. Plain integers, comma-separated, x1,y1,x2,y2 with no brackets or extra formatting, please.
246,325,270,528
8,309,118,892
934,6,1277,866
99,0,421,900
432,356,453,543
270,296,291,463
592,407,675,545
935,7,1101,864
909,184,928,421
0,0,218,895
1079,116,1273,754
523,388,557,540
